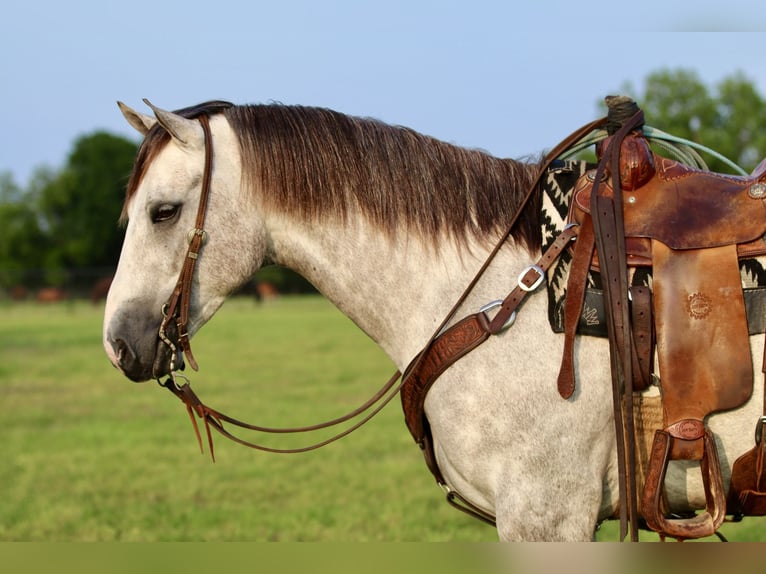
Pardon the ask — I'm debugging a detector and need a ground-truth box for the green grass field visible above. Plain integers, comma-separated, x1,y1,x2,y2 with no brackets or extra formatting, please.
2,296,765,542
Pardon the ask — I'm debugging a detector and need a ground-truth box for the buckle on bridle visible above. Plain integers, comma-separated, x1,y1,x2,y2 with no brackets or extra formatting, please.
517,264,545,292
187,228,208,244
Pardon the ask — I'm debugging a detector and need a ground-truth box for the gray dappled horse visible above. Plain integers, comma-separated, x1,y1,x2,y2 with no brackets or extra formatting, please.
103,100,764,540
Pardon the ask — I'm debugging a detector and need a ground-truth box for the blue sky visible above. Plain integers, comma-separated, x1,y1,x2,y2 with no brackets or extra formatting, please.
1,0,765,186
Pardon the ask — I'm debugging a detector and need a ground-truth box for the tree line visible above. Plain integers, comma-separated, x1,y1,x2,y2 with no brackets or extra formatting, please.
2,68,765,298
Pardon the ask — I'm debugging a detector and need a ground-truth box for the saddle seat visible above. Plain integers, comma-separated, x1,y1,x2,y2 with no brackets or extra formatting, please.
563,127,766,539
574,148,766,250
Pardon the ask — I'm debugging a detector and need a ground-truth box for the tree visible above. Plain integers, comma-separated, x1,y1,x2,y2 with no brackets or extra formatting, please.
0,172,49,289
4,69,766,297
620,68,766,173
37,132,137,273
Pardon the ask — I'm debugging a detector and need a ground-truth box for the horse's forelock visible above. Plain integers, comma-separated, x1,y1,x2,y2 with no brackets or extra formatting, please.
120,101,235,224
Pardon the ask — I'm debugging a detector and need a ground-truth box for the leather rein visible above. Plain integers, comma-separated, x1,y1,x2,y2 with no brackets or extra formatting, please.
156,112,605,462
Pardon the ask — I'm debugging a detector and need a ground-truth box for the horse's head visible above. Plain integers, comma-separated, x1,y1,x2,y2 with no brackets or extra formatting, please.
103,101,266,382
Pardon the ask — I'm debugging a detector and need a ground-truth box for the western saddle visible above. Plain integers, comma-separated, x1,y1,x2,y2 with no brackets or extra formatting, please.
401,96,766,540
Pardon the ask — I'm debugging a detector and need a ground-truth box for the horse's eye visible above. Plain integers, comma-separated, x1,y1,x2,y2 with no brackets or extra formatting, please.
151,204,180,224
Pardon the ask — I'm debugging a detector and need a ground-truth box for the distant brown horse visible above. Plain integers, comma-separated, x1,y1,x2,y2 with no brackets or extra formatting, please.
36,287,67,303
91,275,114,304
9,285,28,301
255,281,279,301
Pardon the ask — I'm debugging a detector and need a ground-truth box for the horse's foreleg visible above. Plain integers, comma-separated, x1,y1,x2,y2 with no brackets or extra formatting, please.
493,466,604,541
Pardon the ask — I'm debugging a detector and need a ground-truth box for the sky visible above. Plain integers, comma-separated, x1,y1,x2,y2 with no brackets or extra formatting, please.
2,0,765,187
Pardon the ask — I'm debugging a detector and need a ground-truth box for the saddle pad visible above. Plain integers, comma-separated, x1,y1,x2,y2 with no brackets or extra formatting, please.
540,163,766,337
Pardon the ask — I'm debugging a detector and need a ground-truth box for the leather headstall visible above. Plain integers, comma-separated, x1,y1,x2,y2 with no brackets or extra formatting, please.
158,114,214,375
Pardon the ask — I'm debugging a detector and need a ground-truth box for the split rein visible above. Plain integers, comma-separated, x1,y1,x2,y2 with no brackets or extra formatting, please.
160,369,404,461
156,112,604,462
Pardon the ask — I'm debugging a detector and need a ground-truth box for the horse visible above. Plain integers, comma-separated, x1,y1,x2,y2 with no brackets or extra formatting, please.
90,274,114,304
102,99,765,541
36,286,68,303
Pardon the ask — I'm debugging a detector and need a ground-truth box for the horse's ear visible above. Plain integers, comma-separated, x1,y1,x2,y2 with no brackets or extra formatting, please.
142,99,204,149
118,101,156,135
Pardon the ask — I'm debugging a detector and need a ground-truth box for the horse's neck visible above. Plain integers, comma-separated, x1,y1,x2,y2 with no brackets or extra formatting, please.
266,213,532,367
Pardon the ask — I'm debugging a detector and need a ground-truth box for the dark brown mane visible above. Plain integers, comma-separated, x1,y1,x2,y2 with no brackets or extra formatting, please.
124,101,544,251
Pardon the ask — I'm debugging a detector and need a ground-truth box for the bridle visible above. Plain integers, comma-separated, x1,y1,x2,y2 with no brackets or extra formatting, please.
155,111,601,463
158,115,214,375
156,113,405,460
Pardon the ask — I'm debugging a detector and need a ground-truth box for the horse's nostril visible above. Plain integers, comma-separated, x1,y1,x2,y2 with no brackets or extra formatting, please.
112,338,134,368
109,336,153,382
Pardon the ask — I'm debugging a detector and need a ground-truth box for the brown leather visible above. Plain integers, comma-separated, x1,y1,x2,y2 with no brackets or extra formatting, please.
563,107,766,540
557,216,595,399
574,145,766,251
628,285,654,392
646,242,753,515
159,114,215,373
402,223,580,443
599,130,656,192
557,228,654,398
589,114,645,541
641,428,727,539
487,223,580,334
163,366,406,462
397,223,580,526
728,368,766,516
652,242,753,429
729,430,766,516
570,148,766,271
402,313,492,445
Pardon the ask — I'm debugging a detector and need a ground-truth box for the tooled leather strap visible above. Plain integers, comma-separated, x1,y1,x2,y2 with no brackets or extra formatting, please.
159,114,215,372
401,223,580,457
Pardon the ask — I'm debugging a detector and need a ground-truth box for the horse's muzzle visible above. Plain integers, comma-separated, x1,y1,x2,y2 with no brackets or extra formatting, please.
105,309,180,382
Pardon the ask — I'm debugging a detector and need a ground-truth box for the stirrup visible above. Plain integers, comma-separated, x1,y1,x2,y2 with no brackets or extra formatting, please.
641,427,726,540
